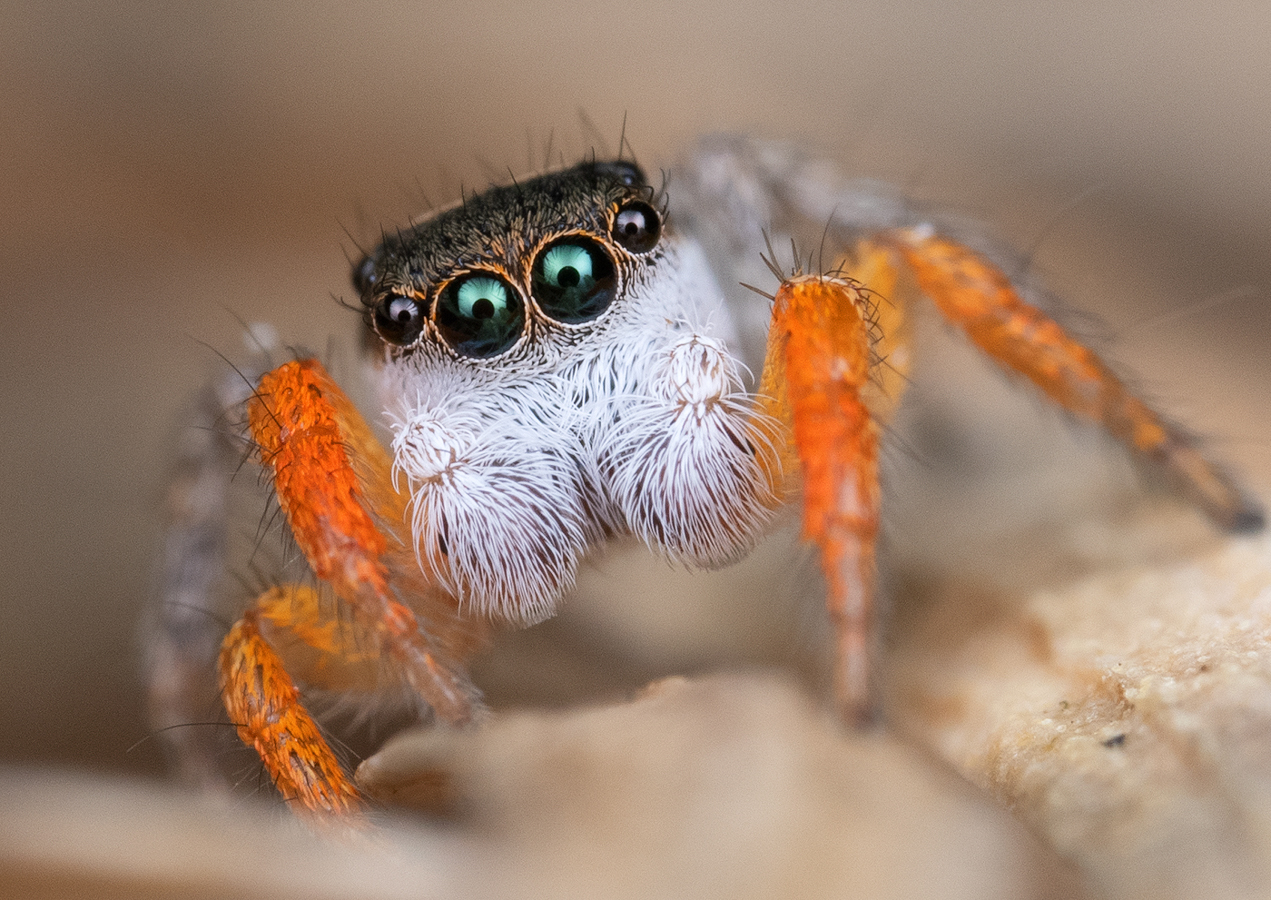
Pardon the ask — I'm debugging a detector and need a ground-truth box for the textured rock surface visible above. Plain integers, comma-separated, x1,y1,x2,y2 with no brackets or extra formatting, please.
891,516,1271,900
0,676,1086,900
360,673,1086,900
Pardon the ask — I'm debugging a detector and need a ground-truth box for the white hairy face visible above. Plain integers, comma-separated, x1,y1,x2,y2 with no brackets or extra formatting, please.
355,161,778,624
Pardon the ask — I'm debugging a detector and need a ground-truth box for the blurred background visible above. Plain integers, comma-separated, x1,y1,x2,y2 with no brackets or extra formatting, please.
1,0,1269,778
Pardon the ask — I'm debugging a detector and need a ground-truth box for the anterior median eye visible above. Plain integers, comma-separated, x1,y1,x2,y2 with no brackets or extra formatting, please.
532,238,616,323
435,273,525,357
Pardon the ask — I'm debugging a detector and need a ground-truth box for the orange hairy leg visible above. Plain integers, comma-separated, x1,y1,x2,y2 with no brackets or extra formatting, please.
894,231,1264,532
760,269,884,724
219,359,486,818
218,610,365,823
247,359,484,720
254,585,383,690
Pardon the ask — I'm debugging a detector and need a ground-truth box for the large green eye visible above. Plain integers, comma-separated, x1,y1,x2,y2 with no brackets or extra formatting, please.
532,238,616,323
435,273,525,358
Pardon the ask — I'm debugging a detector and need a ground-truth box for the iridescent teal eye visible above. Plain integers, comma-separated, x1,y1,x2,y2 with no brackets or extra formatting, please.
435,273,525,357
532,238,616,323
542,245,594,288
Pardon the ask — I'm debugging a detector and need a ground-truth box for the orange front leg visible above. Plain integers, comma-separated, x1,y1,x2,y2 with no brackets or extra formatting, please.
895,231,1264,533
219,359,487,822
248,359,483,722
219,609,366,825
761,272,882,724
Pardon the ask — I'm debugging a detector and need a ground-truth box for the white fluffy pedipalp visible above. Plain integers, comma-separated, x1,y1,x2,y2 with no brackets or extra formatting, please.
597,334,778,566
387,387,591,625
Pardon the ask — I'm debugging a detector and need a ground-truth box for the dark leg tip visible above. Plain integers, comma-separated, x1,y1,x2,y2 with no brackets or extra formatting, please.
1228,503,1266,534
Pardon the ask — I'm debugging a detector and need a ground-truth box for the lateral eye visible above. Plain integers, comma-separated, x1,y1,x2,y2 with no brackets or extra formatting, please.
611,200,661,254
435,273,525,358
532,238,616,323
373,293,424,346
352,254,378,294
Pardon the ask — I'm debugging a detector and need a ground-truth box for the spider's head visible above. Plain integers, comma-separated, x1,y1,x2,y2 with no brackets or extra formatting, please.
350,159,778,624
353,159,664,363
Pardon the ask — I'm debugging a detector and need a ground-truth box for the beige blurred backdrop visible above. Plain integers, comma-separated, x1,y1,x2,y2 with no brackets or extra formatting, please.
1,0,1269,777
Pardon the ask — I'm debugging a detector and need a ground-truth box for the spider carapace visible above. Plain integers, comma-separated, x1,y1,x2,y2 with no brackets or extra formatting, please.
150,137,1263,826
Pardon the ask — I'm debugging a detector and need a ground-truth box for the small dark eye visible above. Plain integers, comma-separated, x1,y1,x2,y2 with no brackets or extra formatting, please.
595,160,645,187
532,238,616,323
353,255,378,294
435,273,525,358
373,294,424,345
611,201,661,254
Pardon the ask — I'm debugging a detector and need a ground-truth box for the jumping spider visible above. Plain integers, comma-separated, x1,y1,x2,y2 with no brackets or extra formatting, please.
148,136,1262,825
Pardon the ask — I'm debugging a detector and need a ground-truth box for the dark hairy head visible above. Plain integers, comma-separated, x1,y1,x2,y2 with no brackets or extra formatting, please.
353,159,664,358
